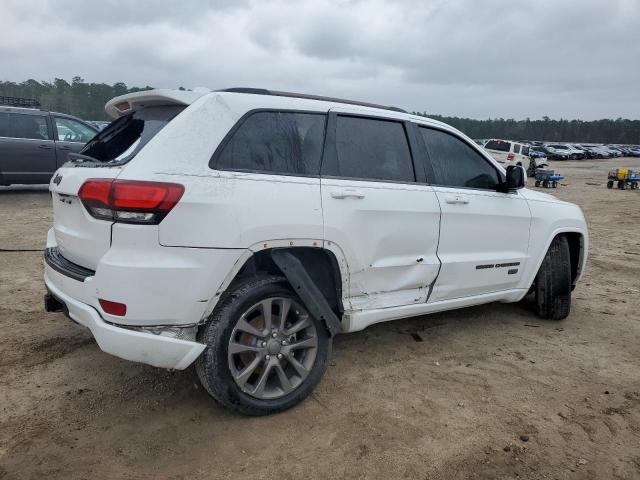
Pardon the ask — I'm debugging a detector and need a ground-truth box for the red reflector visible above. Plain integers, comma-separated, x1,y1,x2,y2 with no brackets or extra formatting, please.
99,299,127,316
112,181,185,212
507,153,515,161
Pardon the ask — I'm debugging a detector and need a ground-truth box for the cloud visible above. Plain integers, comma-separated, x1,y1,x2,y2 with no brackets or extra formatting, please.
0,0,638,119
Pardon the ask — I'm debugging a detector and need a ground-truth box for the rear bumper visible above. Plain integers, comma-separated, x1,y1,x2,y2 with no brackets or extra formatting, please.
44,270,206,370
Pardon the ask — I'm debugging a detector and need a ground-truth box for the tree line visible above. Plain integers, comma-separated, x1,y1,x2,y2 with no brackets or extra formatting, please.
0,77,153,121
1,78,638,144
415,113,640,145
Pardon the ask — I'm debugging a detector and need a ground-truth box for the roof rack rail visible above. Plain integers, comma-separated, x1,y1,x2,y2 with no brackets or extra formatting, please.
217,88,407,113
0,96,41,108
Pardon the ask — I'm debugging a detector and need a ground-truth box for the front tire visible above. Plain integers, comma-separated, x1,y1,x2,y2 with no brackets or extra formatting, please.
196,275,332,415
534,235,571,320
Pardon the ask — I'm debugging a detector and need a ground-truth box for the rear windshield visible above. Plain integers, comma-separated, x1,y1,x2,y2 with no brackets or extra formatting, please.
79,105,185,163
484,140,510,152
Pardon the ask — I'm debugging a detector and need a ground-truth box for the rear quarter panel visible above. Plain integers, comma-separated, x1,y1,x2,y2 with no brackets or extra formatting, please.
118,93,326,248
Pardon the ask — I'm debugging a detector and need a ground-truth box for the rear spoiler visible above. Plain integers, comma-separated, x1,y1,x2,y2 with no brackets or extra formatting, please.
104,88,211,120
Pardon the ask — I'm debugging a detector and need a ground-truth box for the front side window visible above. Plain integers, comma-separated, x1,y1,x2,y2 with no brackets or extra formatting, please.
3,113,50,140
54,117,96,143
420,127,500,190
325,115,414,182
522,146,530,155
214,111,326,176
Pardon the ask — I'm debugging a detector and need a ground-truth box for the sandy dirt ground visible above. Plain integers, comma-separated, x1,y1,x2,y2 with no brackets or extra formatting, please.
0,158,639,480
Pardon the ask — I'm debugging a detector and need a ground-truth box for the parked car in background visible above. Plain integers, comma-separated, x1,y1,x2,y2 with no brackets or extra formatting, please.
627,147,640,157
602,146,622,157
87,120,110,131
544,144,571,160
0,96,98,185
559,144,585,159
589,145,612,158
484,139,548,176
43,87,588,415
569,144,596,159
529,146,548,160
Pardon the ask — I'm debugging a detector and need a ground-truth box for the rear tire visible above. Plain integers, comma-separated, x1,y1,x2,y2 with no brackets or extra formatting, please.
195,275,332,415
534,235,571,320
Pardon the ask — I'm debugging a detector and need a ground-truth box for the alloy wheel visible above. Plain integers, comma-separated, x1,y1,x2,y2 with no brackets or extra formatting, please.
227,297,318,400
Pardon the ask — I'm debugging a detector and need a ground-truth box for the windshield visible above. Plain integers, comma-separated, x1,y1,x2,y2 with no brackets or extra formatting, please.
80,105,185,163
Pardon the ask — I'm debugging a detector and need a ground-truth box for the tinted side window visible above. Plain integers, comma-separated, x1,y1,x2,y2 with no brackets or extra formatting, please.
0,113,9,137
215,111,326,175
54,117,96,143
420,128,500,190
484,140,510,152
8,113,50,140
522,146,529,155
327,116,414,182
514,144,521,154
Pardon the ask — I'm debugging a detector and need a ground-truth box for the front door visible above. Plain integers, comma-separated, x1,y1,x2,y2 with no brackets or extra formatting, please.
0,111,56,184
417,126,531,302
52,116,97,167
321,110,441,310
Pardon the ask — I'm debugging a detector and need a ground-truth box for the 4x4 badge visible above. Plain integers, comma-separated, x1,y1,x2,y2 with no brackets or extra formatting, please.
53,174,63,186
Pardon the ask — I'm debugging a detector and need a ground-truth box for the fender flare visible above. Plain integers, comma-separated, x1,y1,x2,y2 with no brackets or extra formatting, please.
522,227,587,295
270,249,342,336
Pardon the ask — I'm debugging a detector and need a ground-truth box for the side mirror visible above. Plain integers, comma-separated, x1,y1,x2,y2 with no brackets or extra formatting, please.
505,165,526,190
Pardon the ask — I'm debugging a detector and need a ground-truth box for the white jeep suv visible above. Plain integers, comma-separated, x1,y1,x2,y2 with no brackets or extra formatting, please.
44,88,588,415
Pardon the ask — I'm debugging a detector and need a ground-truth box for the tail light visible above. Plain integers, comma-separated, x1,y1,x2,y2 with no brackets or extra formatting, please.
507,152,515,161
78,179,184,224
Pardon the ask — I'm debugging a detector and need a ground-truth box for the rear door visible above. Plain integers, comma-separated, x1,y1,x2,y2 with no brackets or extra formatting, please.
320,109,441,310
52,116,97,167
417,126,531,301
0,111,56,184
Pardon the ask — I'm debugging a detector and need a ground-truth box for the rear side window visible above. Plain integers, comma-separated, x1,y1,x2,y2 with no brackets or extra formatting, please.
213,111,326,176
0,112,49,140
484,140,510,152
420,128,500,190
0,113,8,137
522,145,530,155
80,105,185,163
325,116,414,182
513,144,521,154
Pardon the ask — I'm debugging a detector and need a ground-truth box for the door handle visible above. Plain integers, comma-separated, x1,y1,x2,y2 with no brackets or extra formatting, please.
58,146,71,150
444,195,469,204
38,144,53,150
331,189,365,199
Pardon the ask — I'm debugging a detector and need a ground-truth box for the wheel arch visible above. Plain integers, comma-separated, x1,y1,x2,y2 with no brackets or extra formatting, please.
203,243,347,334
524,229,587,294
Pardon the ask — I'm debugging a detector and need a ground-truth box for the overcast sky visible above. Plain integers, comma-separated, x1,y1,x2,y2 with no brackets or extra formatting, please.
1,0,639,120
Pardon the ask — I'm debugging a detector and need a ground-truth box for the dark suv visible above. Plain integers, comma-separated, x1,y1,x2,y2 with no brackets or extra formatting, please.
0,96,98,185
